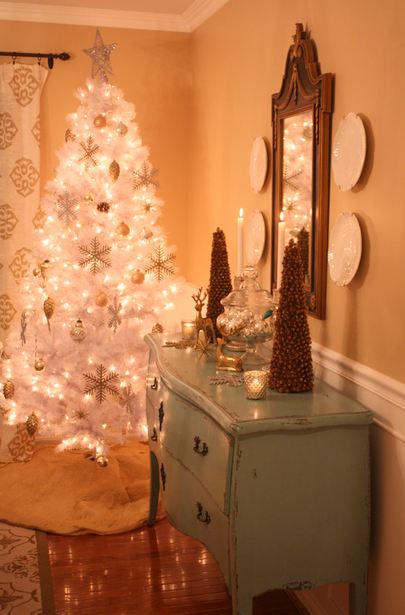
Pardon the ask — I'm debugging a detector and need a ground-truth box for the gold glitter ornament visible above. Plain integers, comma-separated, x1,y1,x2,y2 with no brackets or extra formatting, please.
96,455,109,467
131,270,145,284
116,222,130,236
34,358,45,371
95,291,108,307
152,323,164,334
3,380,15,399
94,114,106,128
116,122,128,135
84,192,95,203
97,201,110,213
70,319,87,343
109,160,120,182
26,412,39,436
65,128,76,142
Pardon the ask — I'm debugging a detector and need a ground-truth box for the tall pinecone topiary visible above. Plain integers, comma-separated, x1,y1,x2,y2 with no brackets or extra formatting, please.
269,239,313,393
297,226,309,281
206,228,233,338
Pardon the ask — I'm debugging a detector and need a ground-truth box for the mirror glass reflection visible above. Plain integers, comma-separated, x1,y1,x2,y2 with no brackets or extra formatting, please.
282,110,313,287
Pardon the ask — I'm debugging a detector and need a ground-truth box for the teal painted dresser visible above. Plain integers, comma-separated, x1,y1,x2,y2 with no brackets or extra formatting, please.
144,333,372,615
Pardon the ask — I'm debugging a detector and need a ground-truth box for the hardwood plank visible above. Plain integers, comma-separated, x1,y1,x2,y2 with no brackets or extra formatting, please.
48,519,307,615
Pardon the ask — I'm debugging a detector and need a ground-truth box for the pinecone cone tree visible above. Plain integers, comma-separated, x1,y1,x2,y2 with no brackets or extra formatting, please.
297,226,309,281
269,239,313,393
206,228,233,338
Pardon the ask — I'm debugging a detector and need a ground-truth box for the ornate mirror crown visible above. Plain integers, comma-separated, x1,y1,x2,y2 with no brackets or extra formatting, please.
271,23,334,319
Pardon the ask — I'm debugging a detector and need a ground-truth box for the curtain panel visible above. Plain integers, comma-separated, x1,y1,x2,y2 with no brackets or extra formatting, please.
0,62,47,342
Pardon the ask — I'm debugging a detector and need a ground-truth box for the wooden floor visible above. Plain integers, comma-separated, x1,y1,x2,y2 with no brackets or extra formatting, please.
48,518,307,615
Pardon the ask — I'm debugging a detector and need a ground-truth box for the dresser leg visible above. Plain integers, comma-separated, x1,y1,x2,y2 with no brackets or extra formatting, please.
148,451,160,526
349,580,368,615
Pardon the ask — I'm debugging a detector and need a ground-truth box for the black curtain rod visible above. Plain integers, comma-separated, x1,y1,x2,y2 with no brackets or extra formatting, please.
0,51,70,69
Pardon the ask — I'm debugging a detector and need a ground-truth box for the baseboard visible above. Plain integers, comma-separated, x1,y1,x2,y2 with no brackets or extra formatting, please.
312,342,405,444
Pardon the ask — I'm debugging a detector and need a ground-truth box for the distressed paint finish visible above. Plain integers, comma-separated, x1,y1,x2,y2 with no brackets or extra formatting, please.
145,334,371,615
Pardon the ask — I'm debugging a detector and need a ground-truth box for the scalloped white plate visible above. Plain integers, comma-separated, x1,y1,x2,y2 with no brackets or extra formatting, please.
328,212,362,286
332,113,366,191
249,137,268,193
245,210,266,266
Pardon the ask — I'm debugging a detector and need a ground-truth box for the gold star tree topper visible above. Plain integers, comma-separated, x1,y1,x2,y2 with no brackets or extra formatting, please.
83,29,117,82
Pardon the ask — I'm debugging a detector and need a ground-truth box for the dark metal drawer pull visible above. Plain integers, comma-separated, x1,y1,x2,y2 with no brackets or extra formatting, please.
151,377,158,390
160,463,166,491
158,402,164,431
193,436,208,456
196,501,211,524
150,427,158,442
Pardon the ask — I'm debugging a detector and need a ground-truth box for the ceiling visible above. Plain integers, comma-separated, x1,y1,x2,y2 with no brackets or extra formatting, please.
0,0,229,31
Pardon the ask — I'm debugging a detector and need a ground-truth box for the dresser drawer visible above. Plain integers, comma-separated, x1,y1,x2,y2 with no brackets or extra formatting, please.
157,381,233,514
159,447,230,587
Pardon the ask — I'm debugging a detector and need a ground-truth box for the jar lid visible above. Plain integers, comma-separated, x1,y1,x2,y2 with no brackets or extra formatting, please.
220,266,273,310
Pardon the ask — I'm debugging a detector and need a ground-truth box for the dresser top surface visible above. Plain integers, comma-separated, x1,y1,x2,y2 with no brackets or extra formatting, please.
145,334,372,434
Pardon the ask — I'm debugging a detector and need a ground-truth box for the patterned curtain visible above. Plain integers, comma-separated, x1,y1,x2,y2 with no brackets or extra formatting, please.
0,63,47,342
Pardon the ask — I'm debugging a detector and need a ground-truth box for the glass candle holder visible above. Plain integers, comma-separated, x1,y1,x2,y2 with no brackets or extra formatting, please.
181,320,196,341
244,370,268,400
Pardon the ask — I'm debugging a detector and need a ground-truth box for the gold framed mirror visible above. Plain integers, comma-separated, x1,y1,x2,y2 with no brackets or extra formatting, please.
271,23,333,319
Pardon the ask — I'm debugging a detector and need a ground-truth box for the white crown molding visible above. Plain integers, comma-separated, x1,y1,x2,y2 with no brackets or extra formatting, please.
312,342,405,444
0,0,229,31
183,0,229,31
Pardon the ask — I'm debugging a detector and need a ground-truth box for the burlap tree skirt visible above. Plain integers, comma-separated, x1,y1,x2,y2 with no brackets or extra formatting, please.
0,441,162,534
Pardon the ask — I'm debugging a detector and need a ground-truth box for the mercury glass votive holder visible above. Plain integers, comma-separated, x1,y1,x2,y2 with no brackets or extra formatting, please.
244,370,268,400
181,320,197,341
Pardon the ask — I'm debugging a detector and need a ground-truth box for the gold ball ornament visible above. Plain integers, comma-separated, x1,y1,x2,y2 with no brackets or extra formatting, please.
95,291,108,307
109,160,120,182
70,319,87,343
131,270,145,284
3,380,15,399
96,455,109,467
116,222,130,236
26,412,39,436
116,122,128,136
152,323,164,334
34,358,45,371
94,115,107,128
141,228,153,240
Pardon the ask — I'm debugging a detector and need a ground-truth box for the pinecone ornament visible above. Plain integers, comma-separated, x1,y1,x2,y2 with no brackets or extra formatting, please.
3,380,15,399
206,228,233,338
26,412,39,436
269,239,313,393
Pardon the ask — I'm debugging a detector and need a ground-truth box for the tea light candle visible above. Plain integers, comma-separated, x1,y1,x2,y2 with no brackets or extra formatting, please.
181,320,196,341
244,370,268,400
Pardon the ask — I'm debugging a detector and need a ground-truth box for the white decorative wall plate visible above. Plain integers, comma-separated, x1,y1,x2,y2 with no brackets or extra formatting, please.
328,212,362,286
332,112,366,191
245,210,266,265
249,137,269,193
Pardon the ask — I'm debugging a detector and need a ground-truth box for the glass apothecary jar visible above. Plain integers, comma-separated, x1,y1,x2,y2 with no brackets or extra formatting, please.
216,266,274,368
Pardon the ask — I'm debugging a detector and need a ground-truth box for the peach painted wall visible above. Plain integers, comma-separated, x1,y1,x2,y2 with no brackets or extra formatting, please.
188,1,405,614
188,0,405,385
0,21,192,273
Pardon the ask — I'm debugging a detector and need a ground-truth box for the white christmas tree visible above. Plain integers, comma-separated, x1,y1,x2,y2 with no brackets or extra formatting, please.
1,30,182,465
